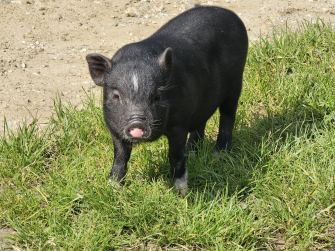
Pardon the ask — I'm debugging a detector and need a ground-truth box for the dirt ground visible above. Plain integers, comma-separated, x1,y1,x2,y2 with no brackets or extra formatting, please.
0,0,335,248
0,0,334,134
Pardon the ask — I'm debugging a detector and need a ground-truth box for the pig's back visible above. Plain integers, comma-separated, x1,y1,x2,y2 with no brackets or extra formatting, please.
149,6,248,130
152,6,247,48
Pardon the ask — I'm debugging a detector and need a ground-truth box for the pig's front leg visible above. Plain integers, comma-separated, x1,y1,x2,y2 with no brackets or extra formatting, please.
167,129,188,197
108,135,133,186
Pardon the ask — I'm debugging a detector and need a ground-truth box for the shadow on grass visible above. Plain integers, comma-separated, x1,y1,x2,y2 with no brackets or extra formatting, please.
137,103,329,201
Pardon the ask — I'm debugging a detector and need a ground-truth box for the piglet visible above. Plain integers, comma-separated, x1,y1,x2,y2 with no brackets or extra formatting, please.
86,5,248,196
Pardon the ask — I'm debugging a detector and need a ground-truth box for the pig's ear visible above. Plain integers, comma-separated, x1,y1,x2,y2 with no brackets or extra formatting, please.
86,54,112,87
158,48,173,71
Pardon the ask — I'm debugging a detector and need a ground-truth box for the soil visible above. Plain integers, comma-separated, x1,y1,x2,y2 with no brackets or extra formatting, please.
0,0,334,248
0,227,15,249
0,0,334,134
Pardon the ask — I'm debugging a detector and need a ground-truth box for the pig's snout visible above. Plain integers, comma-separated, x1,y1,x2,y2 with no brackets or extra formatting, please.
129,127,144,138
126,117,147,138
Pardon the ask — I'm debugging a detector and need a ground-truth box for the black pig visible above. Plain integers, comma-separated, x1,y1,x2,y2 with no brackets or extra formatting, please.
86,6,248,196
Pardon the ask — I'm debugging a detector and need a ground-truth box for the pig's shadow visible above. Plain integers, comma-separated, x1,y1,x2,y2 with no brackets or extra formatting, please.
131,107,325,198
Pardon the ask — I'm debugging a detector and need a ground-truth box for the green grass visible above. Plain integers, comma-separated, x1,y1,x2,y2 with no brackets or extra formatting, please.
1,20,335,250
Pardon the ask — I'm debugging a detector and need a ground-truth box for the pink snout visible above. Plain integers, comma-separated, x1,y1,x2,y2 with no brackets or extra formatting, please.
129,128,144,138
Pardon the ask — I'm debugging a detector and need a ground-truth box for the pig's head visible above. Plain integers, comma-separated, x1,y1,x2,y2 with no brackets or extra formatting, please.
86,47,173,143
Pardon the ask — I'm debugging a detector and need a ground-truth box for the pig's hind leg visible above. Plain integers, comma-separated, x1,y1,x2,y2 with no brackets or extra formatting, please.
186,121,206,154
215,95,240,153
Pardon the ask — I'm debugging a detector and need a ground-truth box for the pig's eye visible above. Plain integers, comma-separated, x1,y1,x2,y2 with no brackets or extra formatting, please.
107,90,121,104
112,90,120,100
153,94,161,102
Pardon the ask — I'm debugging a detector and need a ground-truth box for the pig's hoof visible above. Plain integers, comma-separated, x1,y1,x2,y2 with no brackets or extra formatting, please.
107,178,120,187
213,150,220,157
187,150,196,157
108,178,121,193
213,150,227,158
175,171,188,197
